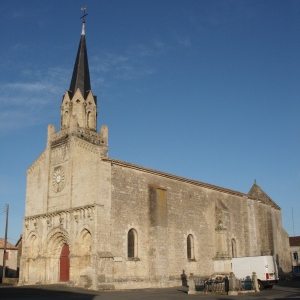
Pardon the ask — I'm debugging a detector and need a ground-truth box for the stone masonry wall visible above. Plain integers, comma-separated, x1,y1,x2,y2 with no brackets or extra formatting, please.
21,132,291,289
108,162,291,288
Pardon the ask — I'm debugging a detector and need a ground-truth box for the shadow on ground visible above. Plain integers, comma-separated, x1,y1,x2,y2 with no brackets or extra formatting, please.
3,282,300,300
0,286,192,300
278,279,300,289
0,285,98,300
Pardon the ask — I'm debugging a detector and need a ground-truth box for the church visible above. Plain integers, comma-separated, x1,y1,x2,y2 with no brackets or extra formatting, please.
19,18,291,290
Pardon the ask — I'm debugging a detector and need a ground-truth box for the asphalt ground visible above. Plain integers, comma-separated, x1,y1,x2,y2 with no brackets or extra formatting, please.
0,279,299,300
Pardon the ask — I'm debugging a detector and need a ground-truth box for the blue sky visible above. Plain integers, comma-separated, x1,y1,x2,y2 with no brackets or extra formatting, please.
0,0,299,244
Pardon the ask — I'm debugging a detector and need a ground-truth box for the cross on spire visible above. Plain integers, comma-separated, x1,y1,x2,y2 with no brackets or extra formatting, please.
81,6,88,23
80,6,88,35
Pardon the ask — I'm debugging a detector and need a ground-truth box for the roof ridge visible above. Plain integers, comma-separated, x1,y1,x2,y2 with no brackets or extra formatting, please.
103,158,281,210
104,158,248,197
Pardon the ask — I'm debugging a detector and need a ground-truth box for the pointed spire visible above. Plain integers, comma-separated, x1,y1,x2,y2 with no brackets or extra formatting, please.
81,22,86,36
69,8,91,99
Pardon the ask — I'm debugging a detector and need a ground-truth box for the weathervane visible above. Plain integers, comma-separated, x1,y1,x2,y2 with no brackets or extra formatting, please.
81,6,88,23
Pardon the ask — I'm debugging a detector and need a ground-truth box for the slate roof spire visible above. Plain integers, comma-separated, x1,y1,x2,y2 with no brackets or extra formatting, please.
69,9,91,99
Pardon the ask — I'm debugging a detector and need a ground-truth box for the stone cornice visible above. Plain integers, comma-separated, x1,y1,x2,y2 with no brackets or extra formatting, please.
24,203,102,221
50,128,103,147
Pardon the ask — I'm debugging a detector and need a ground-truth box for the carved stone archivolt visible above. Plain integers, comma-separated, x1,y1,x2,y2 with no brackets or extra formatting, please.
47,218,52,228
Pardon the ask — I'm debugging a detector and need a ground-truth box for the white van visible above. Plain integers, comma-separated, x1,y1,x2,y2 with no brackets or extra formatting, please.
232,255,279,290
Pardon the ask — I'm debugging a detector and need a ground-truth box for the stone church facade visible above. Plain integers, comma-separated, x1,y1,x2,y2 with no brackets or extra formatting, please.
20,20,291,289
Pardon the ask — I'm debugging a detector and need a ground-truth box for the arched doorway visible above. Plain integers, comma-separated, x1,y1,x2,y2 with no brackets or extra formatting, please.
59,243,70,282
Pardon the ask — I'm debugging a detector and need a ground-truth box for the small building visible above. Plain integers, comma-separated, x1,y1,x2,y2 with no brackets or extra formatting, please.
0,238,19,278
289,236,300,276
15,235,22,277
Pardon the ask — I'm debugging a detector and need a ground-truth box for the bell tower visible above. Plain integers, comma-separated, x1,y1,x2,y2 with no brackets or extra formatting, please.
45,11,108,157
61,14,97,131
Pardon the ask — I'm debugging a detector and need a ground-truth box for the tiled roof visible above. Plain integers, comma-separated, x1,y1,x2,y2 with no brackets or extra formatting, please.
0,238,17,250
105,158,246,196
104,158,281,210
289,236,300,247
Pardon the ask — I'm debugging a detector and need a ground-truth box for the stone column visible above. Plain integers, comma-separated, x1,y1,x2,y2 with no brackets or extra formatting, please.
188,273,196,295
252,272,259,292
228,272,238,296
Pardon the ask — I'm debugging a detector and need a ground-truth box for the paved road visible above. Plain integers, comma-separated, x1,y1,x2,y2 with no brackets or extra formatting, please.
0,281,299,300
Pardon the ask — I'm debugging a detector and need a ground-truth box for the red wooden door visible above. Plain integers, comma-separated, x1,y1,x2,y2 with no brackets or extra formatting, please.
59,243,70,282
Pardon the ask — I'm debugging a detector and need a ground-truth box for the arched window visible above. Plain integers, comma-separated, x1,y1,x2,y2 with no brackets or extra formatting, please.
128,228,138,258
231,238,237,258
87,111,95,129
78,229,92,260
63,111,69,128
187,234,195,260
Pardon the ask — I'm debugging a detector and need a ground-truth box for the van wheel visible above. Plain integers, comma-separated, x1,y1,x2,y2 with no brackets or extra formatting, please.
258,280,264,291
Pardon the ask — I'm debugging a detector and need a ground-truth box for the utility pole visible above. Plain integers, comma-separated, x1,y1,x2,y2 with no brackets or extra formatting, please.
292,207,295,237
2,204,9,282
